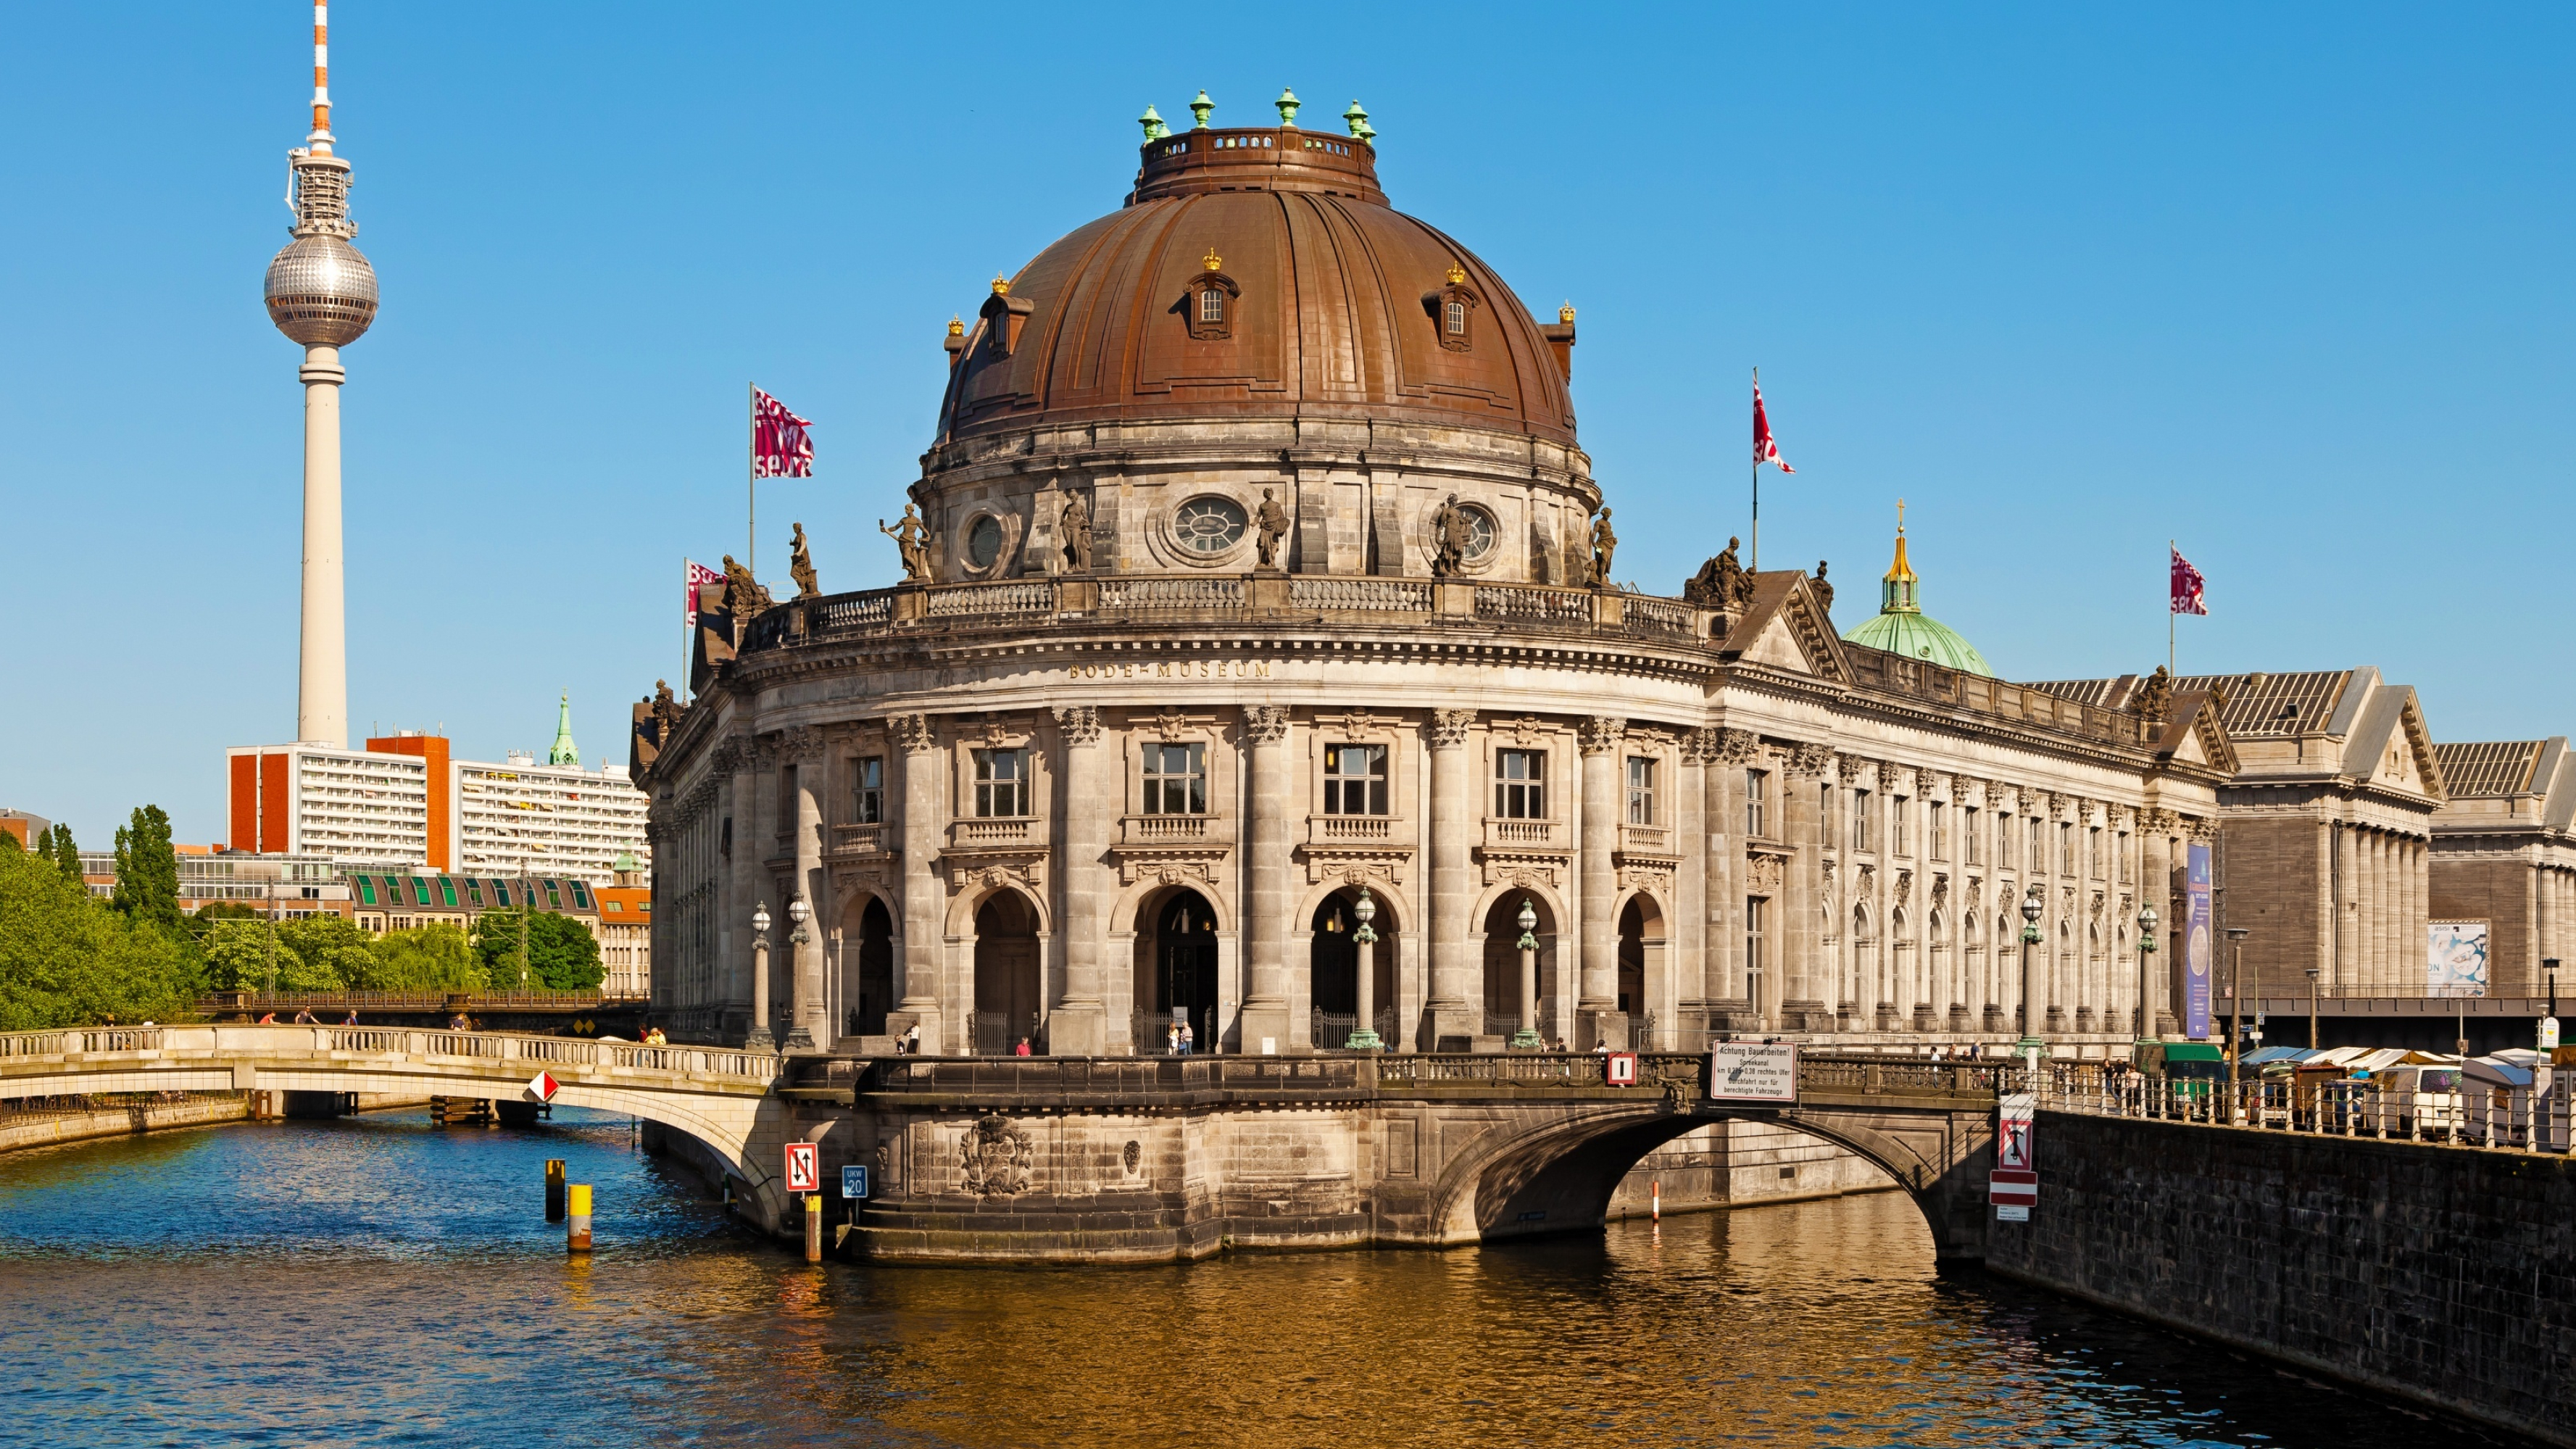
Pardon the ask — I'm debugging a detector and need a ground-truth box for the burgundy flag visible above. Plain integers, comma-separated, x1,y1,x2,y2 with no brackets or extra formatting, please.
1753,375,1795,473
752,388,814,479
685,559,723,623
2170,546,2208,616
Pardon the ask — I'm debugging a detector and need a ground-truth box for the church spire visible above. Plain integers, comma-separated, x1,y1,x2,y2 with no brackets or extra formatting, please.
1881,499,1919,614
548,693,580,766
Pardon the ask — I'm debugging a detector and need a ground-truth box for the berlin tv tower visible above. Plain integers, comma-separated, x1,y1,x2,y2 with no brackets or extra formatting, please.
262,4,378,749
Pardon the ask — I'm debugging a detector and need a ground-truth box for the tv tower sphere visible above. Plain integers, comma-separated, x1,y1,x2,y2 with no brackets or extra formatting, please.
265,228,378,346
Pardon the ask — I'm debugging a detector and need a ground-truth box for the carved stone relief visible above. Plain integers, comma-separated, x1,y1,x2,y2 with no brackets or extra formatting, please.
959,1113,1035,1197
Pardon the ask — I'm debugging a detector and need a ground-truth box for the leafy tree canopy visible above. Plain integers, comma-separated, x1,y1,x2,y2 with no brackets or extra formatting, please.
470,908,603,991
0,839,194,1029
111,805,183,937
363,923,485,992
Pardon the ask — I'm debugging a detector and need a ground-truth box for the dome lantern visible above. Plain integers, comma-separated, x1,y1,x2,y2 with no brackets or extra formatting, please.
1840,502,1995,676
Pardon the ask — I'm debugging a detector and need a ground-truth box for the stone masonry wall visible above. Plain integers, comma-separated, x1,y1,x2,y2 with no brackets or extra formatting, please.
1607,1121,1894,1219
1990,1110,2576,1447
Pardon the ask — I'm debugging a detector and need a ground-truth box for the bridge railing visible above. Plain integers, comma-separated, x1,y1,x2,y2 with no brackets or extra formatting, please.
2034,1064,2573,1155
0,1025,776,1085
1797,1055,2008,1100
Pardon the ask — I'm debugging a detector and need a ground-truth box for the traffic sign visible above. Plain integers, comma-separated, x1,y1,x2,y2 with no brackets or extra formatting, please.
785,1142,819,1193
1989,1167,2038,1208
842,1164,869,1199
1605,1052,1639,1087
525,1071,558,1103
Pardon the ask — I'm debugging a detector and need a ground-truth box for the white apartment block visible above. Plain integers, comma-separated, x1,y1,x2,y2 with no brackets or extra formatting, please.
228,743,431,866
452,751,652,884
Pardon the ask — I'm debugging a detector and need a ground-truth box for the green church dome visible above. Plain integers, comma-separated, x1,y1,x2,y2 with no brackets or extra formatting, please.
1838,514,1995,677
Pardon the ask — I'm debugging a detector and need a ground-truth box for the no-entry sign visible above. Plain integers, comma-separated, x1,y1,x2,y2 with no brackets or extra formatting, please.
785,1142,820,1193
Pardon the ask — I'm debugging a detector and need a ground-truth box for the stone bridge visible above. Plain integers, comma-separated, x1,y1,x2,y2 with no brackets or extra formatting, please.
5,1031,1999,1261
0,1026,797,1220
783,1051,2001,1263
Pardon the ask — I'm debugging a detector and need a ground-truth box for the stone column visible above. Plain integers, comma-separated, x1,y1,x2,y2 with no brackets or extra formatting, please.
789,728,827,1050
1051,706,1108,1055
1708,730,1754,1026
2333,822,2359,995
1426,709,1479,1050
2537,858,2557,997
723,735,762,1039
1678,731,1712,1037
2411,834,2430,992
2043,797,2068,1034
1576,715,1626,1049
2373,829,2395,994
1781,744,1831,1031
1239,705,1294,1053
2143,818,2175,1037
889,714,946,1055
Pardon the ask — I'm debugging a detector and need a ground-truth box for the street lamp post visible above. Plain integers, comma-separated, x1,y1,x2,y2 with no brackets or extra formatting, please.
2225,927,2251,1121
1511,897,1542,1050
2016,887,2045,1074
784,897,814,1051
1346,890,1383,1051
747,901,775,1053
2134,902,2159,1047
2306,966,2321,1051
2540,958,2561,1139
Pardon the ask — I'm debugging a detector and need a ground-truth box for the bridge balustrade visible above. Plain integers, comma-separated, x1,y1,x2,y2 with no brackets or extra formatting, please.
0,1026,778,1084
2028,1060,2574,1155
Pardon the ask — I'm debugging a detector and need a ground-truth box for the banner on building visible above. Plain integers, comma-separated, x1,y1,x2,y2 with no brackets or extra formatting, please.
2185,842,2214,1039
2427,921,2491,997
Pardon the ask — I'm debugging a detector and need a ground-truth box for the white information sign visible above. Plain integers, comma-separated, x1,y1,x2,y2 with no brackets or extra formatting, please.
1706,1043,1798,1104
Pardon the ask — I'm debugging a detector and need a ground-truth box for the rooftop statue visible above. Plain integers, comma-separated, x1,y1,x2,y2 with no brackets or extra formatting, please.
1589,508,1617,588
720,555,774,620
1061,493,1094,572
1429,494,1473,578
2136,665,2174,723
879,505,931,584
1255,488,1290,569
1811,560,1834,615
1686,536,1756,610
652,678,684,734
789,523,820,600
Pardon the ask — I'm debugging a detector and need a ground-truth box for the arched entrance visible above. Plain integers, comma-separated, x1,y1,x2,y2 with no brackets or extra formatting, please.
1310,889,1398,1050
1132,888,1220,1053
1616,894,1662,1040
845,896,894,1039
1482,894,1556,1043
972,892,1041,1055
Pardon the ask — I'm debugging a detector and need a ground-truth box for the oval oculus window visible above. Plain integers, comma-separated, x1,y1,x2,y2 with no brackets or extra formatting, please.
967,515,1005,569
1173,496,1248,555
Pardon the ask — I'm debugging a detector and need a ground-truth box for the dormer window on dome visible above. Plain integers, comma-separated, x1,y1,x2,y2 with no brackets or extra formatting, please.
979,273,1036,358
1181,247,1239,341
1424,261,1481,352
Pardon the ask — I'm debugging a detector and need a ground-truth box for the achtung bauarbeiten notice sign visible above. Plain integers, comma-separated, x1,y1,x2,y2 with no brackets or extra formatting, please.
1706,1042,1798,1104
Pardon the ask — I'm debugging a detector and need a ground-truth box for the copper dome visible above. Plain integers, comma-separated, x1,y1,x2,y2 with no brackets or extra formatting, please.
934,126,1579,450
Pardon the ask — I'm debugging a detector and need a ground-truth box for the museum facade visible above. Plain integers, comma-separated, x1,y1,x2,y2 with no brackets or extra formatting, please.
638,104,2237,1056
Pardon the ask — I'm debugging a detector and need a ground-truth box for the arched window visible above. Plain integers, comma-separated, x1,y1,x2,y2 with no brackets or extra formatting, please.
1445,299,1466,334
1421,262,1482,352
1181,249,1239,341
1200,287,1225,325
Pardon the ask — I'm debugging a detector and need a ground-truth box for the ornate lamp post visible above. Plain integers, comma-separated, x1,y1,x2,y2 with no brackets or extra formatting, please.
747,902,775,1053
2539,958,2561,1120
784,897,815,1051
2224,926,2251,1120
2308,966,2323,1052
1511,897,1542,1050
2134,902,2159,1046
2016,887,2045,1069
1346,891,1384,1051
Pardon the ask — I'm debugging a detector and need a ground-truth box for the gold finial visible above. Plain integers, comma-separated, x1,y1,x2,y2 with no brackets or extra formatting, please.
1445,262,1468,286
1202,247,1223,273
1898,497,1906,533
947,315,964,337
990,274,1011,296
1884,497,1918,591
1558,301,1576,323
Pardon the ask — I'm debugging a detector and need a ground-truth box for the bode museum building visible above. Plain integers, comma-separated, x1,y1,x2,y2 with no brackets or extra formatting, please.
637,99,2256,1058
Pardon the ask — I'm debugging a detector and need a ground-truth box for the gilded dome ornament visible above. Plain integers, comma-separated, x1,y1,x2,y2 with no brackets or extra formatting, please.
990,274,1011,296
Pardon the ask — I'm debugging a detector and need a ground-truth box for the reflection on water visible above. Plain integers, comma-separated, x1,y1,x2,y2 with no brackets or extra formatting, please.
0,1109,2496,1448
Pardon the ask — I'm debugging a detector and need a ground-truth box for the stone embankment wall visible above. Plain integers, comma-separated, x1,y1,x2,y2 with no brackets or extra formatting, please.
1608,1122,1894,1218
0,1094,251,1154
1990,1110,2576,1448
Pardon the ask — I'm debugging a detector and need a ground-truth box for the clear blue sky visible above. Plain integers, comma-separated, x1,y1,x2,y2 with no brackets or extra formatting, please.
4,3,2572,849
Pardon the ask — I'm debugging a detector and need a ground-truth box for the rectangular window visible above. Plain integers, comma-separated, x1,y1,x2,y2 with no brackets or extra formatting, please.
1745,769,1769,837
544,880,563,910
570,881,592,910
462,878,484,908
1892,797,1911,856
1200,288,1223,323
491,880,512,908
973,748,1028,818
439,879,459,908
2089,826,2103,879
1626,757,1658,825
356,877,376,907
1445,299,1466,333
1851,789,1872,852
1142,742,1208,815
1495,749,1546,819
1929,801,1946,860
852,756,884,825
1324,744,1389,815
2119,831,2132,884
2060,822,2075,876
1744,897,1766,1004
1965,807,1982,865
2029,820,2045,873
409,876,432,906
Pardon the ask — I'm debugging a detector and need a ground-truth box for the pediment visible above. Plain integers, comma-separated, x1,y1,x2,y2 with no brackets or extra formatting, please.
1721,572,1845,681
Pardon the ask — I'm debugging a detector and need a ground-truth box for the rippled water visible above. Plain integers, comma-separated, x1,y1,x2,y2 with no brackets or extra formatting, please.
0,1108,2501,1448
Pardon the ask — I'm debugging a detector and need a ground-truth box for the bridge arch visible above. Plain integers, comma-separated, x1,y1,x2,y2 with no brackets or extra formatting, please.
1424,1100,1990,1263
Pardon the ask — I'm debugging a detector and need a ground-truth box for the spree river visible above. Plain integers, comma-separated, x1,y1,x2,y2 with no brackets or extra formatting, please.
0,1108,2501,1448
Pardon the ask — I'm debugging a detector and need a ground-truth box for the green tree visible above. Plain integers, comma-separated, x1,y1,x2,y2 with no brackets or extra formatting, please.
111,805,183,936
44,823,80,886
277,915,377,987
470,908,603,991
363,923,485,992
0,837,194,1029
201,919,342,992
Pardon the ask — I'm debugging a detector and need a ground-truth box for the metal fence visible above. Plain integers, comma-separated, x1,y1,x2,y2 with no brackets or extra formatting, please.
2032,1062,2573,1153
1310,1008,1400,1051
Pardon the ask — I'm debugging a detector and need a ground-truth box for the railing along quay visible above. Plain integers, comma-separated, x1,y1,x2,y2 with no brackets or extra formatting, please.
201,989,652,1013
2029,1061,2575,1154
0,1025,776,1084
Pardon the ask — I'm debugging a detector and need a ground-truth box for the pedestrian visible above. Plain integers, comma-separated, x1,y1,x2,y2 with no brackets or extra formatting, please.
1014,1036,1032,1058
293,1005,317,1025
1179,1021,1194,1055
899,1023,921,1056
257,1011,277,1025
1166,1021,1181,1055
341,1009,358,1026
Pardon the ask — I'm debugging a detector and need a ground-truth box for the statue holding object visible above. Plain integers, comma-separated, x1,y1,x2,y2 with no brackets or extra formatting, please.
789,522,820,599
879,505,931,584
1254,487,1290,569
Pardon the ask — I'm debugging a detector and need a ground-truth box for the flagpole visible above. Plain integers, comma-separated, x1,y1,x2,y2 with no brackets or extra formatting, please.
1750,368,1761,572
681,557,694,703
2168,538,2177,678
747,381,758,576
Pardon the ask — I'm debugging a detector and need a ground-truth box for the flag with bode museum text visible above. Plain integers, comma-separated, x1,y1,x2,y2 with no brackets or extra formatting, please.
685,559,723,625
1753,373,1794,473
752,388,814,479
2170,546,2207,616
